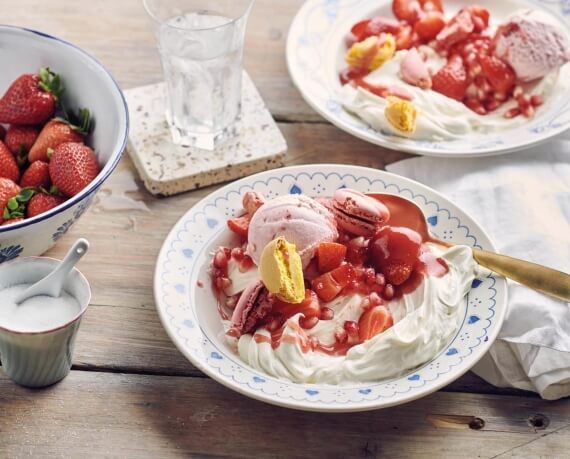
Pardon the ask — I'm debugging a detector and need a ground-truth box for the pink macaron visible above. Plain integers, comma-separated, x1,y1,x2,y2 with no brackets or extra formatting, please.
331,188,390,237
230,280,273,337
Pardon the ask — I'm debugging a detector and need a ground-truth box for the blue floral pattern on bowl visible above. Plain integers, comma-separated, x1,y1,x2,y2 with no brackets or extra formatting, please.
154,165,508,412
0,244,23,263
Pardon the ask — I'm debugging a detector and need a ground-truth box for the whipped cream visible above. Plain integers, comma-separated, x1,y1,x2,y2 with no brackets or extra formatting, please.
234,244,479,384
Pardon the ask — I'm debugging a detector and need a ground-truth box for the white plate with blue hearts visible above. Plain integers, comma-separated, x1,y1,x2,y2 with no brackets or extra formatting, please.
154,165,508,412
286,0,570,157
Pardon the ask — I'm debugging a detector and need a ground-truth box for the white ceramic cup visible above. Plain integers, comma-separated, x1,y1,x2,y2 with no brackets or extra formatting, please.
0,257,91,388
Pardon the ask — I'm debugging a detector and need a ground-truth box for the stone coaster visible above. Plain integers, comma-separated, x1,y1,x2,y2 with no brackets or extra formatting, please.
125,73,287,196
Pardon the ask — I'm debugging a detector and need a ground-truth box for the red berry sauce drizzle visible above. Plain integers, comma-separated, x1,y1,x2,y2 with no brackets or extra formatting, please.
212,197,449,357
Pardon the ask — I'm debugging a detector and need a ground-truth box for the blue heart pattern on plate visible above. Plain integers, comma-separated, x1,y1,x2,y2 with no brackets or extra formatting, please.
468,315,480,324
408,374,421,381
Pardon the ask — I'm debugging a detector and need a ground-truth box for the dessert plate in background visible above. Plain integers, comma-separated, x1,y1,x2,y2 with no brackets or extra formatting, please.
286,0,570,157
154,165,507,412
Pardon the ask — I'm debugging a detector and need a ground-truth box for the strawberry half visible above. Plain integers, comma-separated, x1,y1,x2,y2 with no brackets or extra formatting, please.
413,11,445,42
358,305,393,342
435,9,474,50
49,142,100,198
432,55,469,101
351,17,401,42
383,261,414,285
227,215,251,238
0,68,62,125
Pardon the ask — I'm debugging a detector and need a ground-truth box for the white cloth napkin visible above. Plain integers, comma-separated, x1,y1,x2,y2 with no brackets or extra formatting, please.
386,138,570,399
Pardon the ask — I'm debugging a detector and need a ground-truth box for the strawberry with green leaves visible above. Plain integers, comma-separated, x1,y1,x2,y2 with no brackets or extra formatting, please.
49,142,100,197
26,192,65,218
0,178,22,223
0,140,20,183
29,109,90,163
0,68,62,126
20,160,51,189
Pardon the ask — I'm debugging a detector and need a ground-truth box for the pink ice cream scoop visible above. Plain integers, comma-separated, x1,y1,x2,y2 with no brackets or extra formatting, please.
246,194,338,267
493,14,570,82
331,188,390,237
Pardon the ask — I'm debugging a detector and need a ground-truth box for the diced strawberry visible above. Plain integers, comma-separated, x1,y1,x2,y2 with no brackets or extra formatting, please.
478,55,516,94
383,261,414,285
317,242,347,273
413,12,445,42
392,0,423,24
468,6,490,31
227,215,250,238
395,25,414,50
358,305,393,342
329,263,355,288
339,66,369,85
312,272,343,302
435,9,474,50
421,0,444,13
273,289,320,320
351,17,401,42
432,55,469,101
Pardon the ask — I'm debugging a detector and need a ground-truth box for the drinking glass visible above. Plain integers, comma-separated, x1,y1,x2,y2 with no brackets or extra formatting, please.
144,0,254,150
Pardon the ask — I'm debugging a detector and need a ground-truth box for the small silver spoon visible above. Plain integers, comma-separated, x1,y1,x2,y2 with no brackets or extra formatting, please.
15,238,90,304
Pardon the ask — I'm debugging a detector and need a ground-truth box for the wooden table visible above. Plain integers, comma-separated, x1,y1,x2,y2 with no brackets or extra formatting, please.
1,1,569,457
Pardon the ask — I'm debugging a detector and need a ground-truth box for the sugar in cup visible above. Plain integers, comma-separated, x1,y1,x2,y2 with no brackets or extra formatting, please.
0,257,91,388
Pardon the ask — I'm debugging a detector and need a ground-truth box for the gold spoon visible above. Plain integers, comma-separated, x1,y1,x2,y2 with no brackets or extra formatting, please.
367,193,570,303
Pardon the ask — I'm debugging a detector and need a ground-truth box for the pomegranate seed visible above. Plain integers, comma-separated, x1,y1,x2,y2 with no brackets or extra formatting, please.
477,88,487,101
340,233,350,243
485,99,501,112
513,86,523,98
361,297,371,309
365,268,376,285
494,91,507,102
369,292,382,306
469,64,482,79
231,247,244,260
481,80,492,93
517,93,531,107
465,84,477,98
474,75,486,87
265,317,282,332
239,256,254,273
213,250,229,269
320,307,334,320
226,295,238,309
463,43,475,55
521,104,535,118
344,320,359,336
335,328,348,344
384,284,395,300
531,95,544,107
504,108,521,119
375,273,385,286
465,52,477,66
300,316,319,330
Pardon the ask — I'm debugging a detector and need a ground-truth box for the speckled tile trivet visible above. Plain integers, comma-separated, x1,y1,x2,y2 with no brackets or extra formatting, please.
125,72,287,196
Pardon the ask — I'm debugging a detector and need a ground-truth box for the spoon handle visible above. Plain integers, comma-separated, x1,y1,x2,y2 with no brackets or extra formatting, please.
472,249,570,302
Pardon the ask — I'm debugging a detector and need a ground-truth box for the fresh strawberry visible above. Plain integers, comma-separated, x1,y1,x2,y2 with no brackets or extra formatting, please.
317,242,347,273
20,160,51,189
358,305,393,342
312,272,343,302
413,11,445,42
351,17,401,42
49,142,100,198
4,125,40,156
26,192,65,218
1,217,24,226
479,55,516,94
392,0,423,23
435,9,474,50
0,68,62,125
0,140,20,183
227,215,251,238
273,289,320,320
383,261,414,285
421,0,444,13
395,25,415,50
28,109,90,164
432,55,469,101
0,178,21,221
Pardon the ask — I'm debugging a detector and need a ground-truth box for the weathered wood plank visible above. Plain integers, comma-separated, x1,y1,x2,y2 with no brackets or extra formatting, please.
2,0,319,121
0,371,567,459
